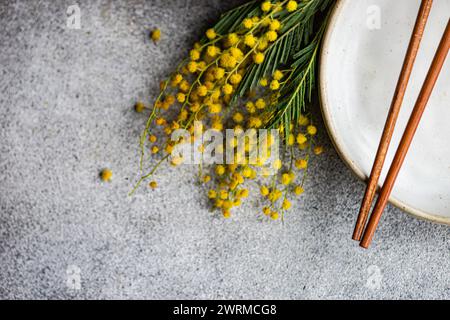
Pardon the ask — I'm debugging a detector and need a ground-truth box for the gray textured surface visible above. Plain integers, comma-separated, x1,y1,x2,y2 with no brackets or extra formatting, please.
0,0,449,300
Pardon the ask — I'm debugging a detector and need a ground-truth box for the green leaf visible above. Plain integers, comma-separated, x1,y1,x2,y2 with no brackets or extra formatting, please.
234,0,333,102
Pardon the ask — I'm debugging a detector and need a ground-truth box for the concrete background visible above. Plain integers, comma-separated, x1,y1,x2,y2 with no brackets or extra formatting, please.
0,0,449,300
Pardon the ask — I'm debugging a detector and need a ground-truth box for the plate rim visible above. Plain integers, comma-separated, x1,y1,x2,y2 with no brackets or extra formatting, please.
318,0,450,226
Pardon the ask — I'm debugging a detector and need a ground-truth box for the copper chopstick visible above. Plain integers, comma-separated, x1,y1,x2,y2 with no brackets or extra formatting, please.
360,19,450,249
352,0,434,241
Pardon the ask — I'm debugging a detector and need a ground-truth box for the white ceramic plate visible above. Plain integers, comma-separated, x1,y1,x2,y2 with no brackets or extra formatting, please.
320,0,450,224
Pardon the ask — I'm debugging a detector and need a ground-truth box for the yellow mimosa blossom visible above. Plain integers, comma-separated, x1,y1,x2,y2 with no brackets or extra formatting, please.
187,61,198,73
215,199,223,208
270,20,281,31
296,133,307,145
206,28,216,40
281,173,292,185
179,80,190,92
242,167,252,178
255,98,266,109
253,52,265,64
190,49,200,61
149,135,157,143
270,79,280,90
258,39,268,51
208,190,217,199
227,33,239,46
282,199,291,210
151,29,161,42
270,211,279,220
307,125,317,136
176,93,186,103
135,102,145,113
100,169,113,182
294,186,304,196
197,85,208,97
261,1,272,12
215,165,226,176
207,45,220,57
286,1,298,12
239,189,249,198
260,186,270,196
151,146,159,154
273,70,284,81
314,146,324,155
230,73,242,85
222,83,233,95
230,47,243,60
233,112,244,123
246,101,256,113
220,53,237,69
295,159,308,170
242,18,253,29
265,30,278,42
219,190,229,200
287,134,295,146
273,159,282,170
214,67,225,80
244,34,257,47
208,103,222,114
223,210,231,218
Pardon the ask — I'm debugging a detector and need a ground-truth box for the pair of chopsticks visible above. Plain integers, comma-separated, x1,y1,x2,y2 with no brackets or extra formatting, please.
352,0,450,249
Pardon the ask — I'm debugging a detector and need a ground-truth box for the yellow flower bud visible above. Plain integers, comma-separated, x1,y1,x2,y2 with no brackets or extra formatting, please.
206,28,216,40
296,133,307,145
286,1,298,12
307,125,317,136
150,29,161,42
149,181,158,189
253,52,265,64
100,169,112,182
261,1,272,12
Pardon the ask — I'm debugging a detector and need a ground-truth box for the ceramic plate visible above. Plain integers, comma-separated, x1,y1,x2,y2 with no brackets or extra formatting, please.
320,0,450,224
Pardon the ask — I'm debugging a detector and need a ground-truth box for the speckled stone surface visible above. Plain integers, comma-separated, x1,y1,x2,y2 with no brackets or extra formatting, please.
0,0,449,300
